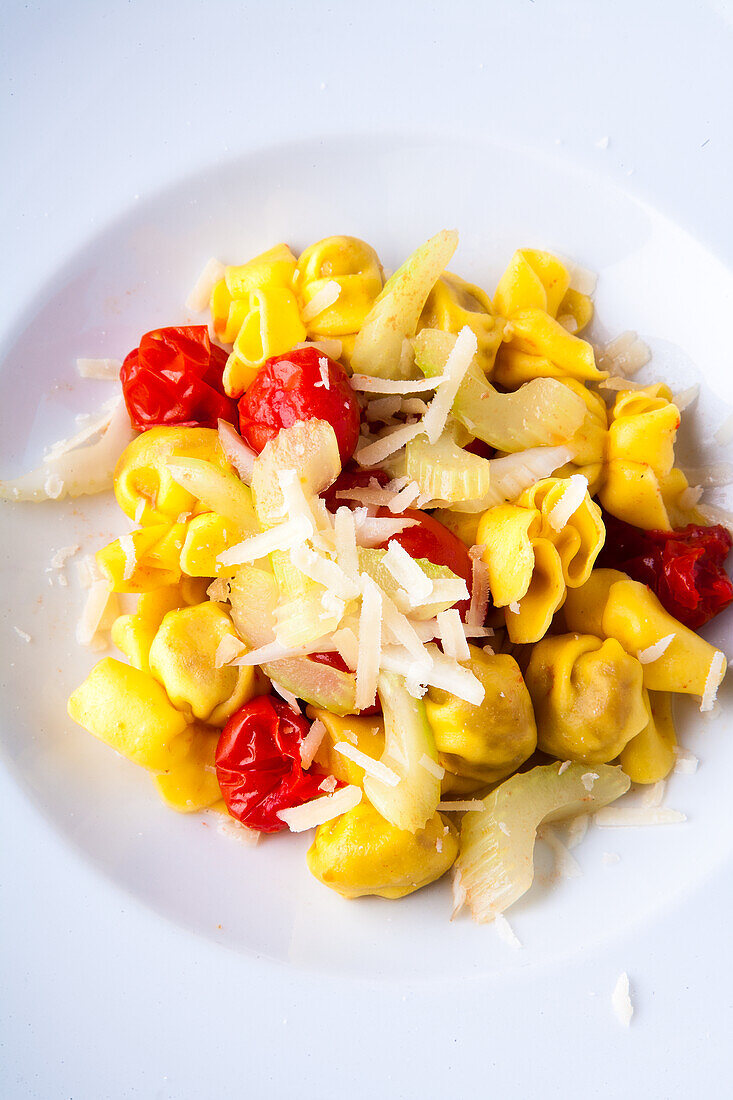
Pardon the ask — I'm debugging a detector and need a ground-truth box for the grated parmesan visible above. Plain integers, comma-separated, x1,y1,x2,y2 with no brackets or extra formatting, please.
365,396,402,422
50,544,80,569
300,719,327,769
118,534,137,581
76,579,114,647
355,575,382,711
437,609,471,662
493,913,522,949
673,748,699,775
611,972,633,1028
581,771,599,792
185,257,225,312
13,627,32,643
76,357,122,380
277,784,362,832
217,514,313,567
674,384,700,413
557,760,572,776
300,281,341,323
636,633,676,664
333,741,400,786
594,806,686,827
597,331,650,377
355,423,423,468
421,326,478,444
383,540,433,602
437,800,485,812
418,753,445,780
350,373,448,395
217,419,256,483
700,649,726,712
207,577,230,603
214,634,247,668
546,474,588,531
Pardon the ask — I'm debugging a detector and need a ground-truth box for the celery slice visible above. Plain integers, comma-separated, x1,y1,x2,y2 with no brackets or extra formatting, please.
456,762,630,921
229,565,357,714
406,432,491,505
165,457,259,533
250,418,341,529
357,548,461,619
413,329,586,452
351,231,458,380
363,672,441,832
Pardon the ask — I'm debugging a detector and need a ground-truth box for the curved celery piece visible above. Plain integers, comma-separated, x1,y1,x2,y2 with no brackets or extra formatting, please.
351,230,459,380
413,328,586,452
250,417,341,529
406,432,491,505
363,671,441,832
456,762,630,921
165,457,259,533
229,564,357,715
357,547,462,620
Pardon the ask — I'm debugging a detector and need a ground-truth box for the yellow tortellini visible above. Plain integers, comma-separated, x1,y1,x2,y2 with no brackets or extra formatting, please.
148,602,262,726
309,707,386,787
599,385,695,530
477,476,605,643
491,249,604,388
153,723,222,812
525,633,648,764
96,522,187,593
424,647,536,788
307,801,458,899
67,657,192,772
180,511,247,578
210,243,298,343
294,235,383,337
619,690,677,784
563,569,727,699
114,426,229,526
417,272,504,375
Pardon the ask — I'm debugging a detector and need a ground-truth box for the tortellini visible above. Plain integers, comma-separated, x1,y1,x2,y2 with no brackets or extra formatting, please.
96,522,187,593
153,723,223,812
554,378,608,494
563,569,727,699
148,602,262,726
492,249,604,388
477,476,605,643
418,272,504,375
525,633,648,764
294,235,383,337
619,690,677,785
599,385,695,530
307,801,458,899
114,426,228,525
425,647,537,787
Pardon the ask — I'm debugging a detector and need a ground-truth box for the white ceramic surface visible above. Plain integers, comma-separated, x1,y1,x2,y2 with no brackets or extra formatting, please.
2,3,733,1098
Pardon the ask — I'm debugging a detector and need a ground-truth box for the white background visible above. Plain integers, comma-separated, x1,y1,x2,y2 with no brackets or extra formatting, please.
2,2,733,1097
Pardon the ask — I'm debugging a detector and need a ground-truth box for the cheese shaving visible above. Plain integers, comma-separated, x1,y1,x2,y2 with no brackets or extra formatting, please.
696,503,733,534
381,593,431,662
290,544,359,600
214,815,260,846
382,540,433,602
493,913,522,949
611,972,633,1028
277,784,362,832
421,326,478,444
76,579,114,647
185,257,226,312
351,511,419,547
451,868,467,919
270,680,302,712
641,780,666,808
350,373,448,395
50,545,80,569
300,280,341,323
673,384,700,413
13,627,32,643
319,775,338,793
387,480,421,513
546,474,588,531
230,637,335,665
333,742,400,786
300,718,327,768
332,626,359,670
557,760,572,775
76,357,122,379
365,396,402,422
678,486,703,511
597,331,650,377
118,534,137,581
581,771,599,792
207,577,230,602
466,551,489,628
636,633,676,664
562,814,589,849
437,609,470,661
418,753,445,780
700,649,726,712
214,634,247,668
333,507,359,581
217,514,312,566
673,748,699,775
355,576,382,711
316,357,330,389
594,806,686,827
568,262,598,296
355,423,423,468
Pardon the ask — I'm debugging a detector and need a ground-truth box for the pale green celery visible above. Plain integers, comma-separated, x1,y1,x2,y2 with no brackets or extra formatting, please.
351,230,459,380
413,328,587,452
363,671,441,832
250,418,341,529
456,762,630,921
406,432,491,505
439,445,574,513
165,457,259,533
357,547,460,619
229,565,357,714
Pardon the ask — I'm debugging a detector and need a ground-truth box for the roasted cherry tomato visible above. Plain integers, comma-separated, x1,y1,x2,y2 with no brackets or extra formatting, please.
120,325,238,431
237,347,361,462
380,508,474,619
599,513,733,629
215,694,328,833
310,651,382,715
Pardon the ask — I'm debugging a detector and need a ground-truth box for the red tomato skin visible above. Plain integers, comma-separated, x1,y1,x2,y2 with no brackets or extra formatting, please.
599,514,733,629
215,695,327,833
237,347,361,462
321,464,390,512
120,326,238,431
379,508,474,619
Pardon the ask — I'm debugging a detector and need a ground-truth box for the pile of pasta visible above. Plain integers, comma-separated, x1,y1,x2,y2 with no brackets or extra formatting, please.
21,231,728,918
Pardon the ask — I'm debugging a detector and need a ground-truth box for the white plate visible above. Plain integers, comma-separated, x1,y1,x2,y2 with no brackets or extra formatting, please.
3,3,733,1097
